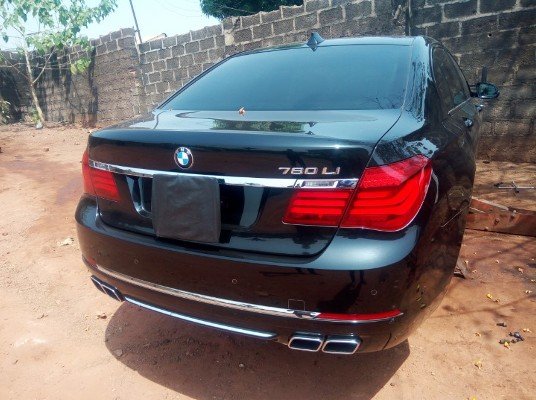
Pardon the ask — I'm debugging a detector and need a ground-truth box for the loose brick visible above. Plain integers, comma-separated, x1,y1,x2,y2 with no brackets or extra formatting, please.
158,48,171,59
412,6,442,26
295,13,318,30
185,41,200,53
241,13,261,28
282,4,305,18
166,58,180,70
138,42,151,53
427,22,460,39
149,39,163,50
319,7,343,25
105,40,118,52
480,0,516,13
110,30,122,40
179,54,194,68
163,36,177,48
498,9,536,30
193,51,209,64
261,9,282,23
243,40,263,51
148,71,161,84
200,37,215,51
187,64,202,79
144,50,159,63
171,44,185,57
273,19,294,35
253,23,273,40
444,0,477,19
161,70,174,82
234,28,253,43
461,15,498,35
305,0,330,12
152,60,165,71
345,1,372,20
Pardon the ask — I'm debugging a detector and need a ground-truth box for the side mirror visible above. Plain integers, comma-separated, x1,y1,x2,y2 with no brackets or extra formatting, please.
475,82,500,99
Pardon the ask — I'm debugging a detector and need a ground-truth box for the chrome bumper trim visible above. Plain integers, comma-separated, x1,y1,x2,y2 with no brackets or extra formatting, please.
88,159,358,189
125,296,276,339
95,264,401,324
96,265,320,320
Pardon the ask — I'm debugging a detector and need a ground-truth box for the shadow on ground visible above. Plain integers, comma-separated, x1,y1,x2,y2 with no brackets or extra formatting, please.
105,303,409,400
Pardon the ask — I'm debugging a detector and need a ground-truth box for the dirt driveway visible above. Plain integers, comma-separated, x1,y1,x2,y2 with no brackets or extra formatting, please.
0,124,535,400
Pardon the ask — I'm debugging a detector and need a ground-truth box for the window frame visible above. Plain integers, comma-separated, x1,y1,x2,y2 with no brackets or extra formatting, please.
431,46,471,117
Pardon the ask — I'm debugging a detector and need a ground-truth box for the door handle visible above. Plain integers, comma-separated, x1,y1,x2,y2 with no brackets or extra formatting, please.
463,118,473,128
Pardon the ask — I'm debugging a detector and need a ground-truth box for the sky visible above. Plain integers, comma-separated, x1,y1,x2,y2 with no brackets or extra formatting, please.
1,0,220,49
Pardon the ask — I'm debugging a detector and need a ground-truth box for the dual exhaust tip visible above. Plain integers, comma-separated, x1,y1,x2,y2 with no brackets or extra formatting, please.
288,333,361,354
91,276,123,301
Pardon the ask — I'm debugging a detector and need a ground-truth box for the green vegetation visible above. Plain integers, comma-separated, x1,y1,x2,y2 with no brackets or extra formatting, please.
200,0,302,19
0,0,117,125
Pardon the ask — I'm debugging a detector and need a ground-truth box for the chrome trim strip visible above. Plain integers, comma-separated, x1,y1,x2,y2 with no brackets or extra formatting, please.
95,265,401,324
294,178,358,189
125,296,276,339
88,159,358,189
96,264,320,320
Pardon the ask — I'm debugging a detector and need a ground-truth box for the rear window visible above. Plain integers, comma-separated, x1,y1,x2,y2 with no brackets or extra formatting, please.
165,44,411,111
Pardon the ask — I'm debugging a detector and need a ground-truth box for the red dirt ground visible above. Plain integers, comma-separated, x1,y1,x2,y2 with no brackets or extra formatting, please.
0,124,535,400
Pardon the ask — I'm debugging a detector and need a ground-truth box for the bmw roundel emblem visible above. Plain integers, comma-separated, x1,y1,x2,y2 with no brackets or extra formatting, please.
174,147,193,169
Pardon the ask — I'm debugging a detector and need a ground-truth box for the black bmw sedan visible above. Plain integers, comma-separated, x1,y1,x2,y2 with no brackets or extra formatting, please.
76,35,499,354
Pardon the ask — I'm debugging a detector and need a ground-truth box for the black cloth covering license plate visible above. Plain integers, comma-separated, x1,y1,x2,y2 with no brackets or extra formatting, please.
151,174,221,243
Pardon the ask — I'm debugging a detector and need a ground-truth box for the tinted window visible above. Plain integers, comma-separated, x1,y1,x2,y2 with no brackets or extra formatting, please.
433,48,469,112
165,45,411,111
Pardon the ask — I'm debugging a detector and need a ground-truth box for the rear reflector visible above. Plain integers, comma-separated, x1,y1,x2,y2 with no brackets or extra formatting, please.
316,309,402,323
283,155,432,231
82,150,120,202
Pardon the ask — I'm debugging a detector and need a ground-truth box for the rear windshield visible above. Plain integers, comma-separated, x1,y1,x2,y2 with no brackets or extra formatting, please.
165,44,411,111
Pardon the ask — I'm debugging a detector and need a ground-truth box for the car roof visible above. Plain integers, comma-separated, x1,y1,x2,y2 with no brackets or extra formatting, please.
238,36,424,57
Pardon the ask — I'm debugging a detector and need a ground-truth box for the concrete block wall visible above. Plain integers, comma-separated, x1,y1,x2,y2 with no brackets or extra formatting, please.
408,0,535,161
0,28,143,125
0,0,534,161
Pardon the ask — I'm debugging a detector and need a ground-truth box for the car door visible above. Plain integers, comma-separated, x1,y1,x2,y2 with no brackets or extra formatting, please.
432,46,477,227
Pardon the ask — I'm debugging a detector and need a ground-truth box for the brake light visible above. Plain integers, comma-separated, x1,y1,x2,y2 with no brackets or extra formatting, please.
283,155,432,231
82,149,120,202
283,189,352,226
341,155,432,231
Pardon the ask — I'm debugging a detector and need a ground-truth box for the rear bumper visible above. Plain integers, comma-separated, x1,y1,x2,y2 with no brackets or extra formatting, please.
76,195,454,353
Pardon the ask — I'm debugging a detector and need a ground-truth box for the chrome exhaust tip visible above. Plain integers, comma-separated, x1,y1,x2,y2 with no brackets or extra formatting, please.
322,335,361,354
90,276,124,301
288,333,324,352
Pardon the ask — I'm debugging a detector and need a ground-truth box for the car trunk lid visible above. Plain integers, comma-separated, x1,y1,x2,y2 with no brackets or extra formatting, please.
88,109,400,256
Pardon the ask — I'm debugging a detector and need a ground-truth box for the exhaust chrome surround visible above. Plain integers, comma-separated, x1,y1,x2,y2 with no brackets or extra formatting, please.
288,333,324,352
91,275,123,301
88,159,358,189
321,335,361,354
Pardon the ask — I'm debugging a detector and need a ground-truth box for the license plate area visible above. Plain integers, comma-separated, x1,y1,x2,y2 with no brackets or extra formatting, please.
151,174,221,243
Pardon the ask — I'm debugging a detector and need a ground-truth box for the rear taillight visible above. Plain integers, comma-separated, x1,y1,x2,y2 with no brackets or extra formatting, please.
283,189,353,226
82,149,120,202
283,155,432,232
